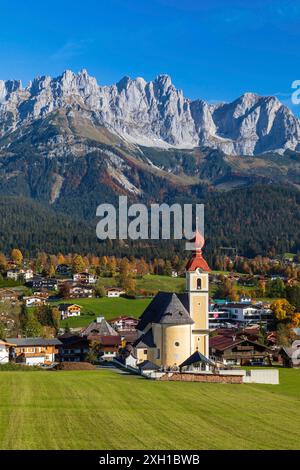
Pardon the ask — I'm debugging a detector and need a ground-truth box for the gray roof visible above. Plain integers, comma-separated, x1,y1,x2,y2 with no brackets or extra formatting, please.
138,360,160,371
81,318,119,337
133,329,156,349
138,292,194,331
179,350,215,368
8,337,62,347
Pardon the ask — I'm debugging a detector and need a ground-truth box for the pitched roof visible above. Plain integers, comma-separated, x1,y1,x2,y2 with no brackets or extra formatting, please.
133,329,156,348
81,318,119,337
87,335,121,346
138,360,160,371
138,292,194,331
179,350,215,367
8,337,62,347
209,335,271,352
58,303,81,310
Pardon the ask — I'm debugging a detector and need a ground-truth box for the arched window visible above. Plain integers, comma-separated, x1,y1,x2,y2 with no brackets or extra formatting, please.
197,278,202,290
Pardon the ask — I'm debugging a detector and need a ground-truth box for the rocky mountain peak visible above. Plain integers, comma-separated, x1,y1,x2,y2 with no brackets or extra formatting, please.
0,69,299,155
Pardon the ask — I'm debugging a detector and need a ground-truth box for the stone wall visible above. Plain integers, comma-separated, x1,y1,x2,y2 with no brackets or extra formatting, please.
158,372,243,384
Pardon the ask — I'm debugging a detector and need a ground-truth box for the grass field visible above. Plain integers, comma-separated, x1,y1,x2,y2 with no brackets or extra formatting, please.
0,368,299,450
56,297,152,327
95,274,186,292
56,274,185,327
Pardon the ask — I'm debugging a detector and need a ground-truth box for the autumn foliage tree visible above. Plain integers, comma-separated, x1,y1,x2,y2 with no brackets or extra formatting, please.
11,248,23,266
270,299,295,322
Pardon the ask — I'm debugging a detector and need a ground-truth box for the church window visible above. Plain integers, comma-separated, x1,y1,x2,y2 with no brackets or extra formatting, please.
174,341,180,347
197,278,202,290
156,349,160,359
143,349,147,355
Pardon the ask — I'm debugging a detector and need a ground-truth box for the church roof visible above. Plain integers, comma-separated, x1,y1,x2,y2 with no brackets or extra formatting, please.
137,292,194,331
179,350,215,368
138,360,160,371
185,230,210,272
133,329,156,348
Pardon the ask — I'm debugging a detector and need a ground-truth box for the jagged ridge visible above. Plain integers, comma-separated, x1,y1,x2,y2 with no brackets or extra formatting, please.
1,69,300,155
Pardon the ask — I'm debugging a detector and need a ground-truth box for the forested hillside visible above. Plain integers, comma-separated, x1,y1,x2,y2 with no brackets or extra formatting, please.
1,185,300,259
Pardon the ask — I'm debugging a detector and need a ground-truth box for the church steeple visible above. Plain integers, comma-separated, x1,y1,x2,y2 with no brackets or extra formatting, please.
185,231,210,273
185,230,210,358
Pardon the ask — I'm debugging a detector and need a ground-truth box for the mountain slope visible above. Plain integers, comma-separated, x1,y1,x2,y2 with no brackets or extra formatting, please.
1,185,300,258
1,69,300,155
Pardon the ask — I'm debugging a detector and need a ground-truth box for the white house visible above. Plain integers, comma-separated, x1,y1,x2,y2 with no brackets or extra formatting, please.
6,268,33,281
106,288,125,298
6,269,19,281
23,296,46,307
73,272,97,284
58,303,81,320
219,303,273,327
0,340,15,363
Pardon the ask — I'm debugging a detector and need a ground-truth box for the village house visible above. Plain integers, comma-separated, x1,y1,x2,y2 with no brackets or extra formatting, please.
8,337,62,365
108,315,139,344
0,288,20,303
209,332,273,366
0,339,15,363
56,264,72,276
6,269,19,281
106,287,125,298
57,334,89,362
211,302,274,328
23,296,47,307
68,284,93,298
32,290,50,300
58,303,81,320
6,268,33,281
73,272,97,284
81,317,121,361
108,316,139,331
278,340,300,368
26,276,58,290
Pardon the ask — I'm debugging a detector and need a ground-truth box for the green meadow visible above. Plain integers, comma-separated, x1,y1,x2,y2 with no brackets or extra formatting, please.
57,297,151,327
0,368,299,450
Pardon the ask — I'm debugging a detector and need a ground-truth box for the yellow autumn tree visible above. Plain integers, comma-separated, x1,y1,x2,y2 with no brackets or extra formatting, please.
11,248,23,266
270,299,295,321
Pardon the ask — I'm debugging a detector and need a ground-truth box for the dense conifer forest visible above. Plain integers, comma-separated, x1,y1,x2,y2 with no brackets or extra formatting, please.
1,184,300,259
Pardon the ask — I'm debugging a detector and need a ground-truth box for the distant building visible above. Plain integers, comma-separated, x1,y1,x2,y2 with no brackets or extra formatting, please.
73,272,97,284
106,287,125,298
6,268,33,281
26,277,58,290
23,296,47,307
279,340,300,368
108,316,139,331
210,302,274,328
6,269,20,281
57,334,89,362
0,288,19,303
8,337,62,365
56,264,72,276
0,340,15,363
81,317,121,361
68,284,93,298
209,333,273,366
58,303,81,320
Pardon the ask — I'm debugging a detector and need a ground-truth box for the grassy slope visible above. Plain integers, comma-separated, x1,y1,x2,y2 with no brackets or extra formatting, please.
0,368,299,450
57,297,152,327
56,275,185,327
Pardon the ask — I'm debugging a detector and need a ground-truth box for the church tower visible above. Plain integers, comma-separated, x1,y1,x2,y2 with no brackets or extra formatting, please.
185,231,210,357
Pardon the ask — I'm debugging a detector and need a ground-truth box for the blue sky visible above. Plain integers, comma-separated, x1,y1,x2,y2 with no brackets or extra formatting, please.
1,0,300,114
